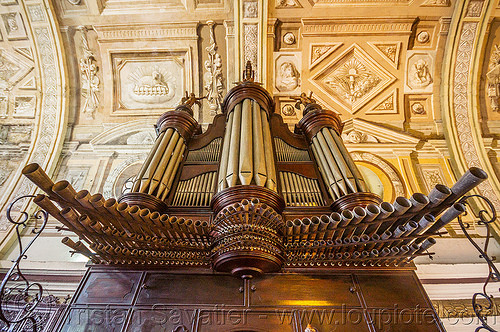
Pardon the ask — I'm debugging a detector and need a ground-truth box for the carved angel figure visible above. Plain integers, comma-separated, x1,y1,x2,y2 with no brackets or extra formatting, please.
413,59,433,86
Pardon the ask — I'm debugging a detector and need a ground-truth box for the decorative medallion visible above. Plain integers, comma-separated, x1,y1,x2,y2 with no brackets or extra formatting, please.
310,44,395,114
309,42,342,69
367,41,401,69
411,102,426,115
281,103,296,116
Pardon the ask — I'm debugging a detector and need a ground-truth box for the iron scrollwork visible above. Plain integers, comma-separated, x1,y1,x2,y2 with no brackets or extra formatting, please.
0,195,48,331
457,194,500,332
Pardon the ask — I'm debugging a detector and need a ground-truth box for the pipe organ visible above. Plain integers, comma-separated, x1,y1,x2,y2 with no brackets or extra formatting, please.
21,62,489,331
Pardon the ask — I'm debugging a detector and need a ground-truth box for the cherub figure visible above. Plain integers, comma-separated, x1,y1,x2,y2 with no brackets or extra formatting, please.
181,91,204,108
292,91,316,110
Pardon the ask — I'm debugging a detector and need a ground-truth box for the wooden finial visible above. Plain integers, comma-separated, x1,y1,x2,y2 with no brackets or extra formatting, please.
243,61,254,82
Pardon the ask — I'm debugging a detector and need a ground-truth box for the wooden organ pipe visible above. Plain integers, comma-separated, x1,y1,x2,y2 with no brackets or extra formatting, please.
217,98,277,192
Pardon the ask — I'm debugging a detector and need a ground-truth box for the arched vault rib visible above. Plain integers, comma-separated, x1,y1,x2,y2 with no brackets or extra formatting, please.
0,0,68,249
441,0,500,234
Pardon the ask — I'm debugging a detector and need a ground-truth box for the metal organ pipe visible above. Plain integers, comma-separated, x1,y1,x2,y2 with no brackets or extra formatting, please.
120,98,199,212
310,128,367,199
217,98,277,192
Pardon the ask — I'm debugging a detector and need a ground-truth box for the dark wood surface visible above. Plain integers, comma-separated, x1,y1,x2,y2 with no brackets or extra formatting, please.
58,266,445,332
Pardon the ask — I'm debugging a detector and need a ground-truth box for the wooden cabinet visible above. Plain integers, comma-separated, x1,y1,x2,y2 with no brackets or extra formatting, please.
137,274,244,306
57,267,445,332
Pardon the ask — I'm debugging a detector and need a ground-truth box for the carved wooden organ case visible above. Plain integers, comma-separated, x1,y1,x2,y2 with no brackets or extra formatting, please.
23,63,488,279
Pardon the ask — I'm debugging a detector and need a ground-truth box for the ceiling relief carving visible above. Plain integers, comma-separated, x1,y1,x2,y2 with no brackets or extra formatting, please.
366,89,397,114
309,42,342,69
405,51,434,93
0,49,32,90
367,42,401,69
13,96,36,118
274,52,301,94
113,53,186,114
0,0,66,231
310,44,395,114
93,23,199,119
1,12,25,40
302,18,414,36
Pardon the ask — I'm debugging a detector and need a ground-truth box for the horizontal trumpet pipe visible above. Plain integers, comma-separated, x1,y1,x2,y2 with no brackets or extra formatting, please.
22,163,55,196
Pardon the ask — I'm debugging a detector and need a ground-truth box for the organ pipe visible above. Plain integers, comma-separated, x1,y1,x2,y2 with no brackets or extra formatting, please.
296,98,371,204
122,95,200,210
217,98,277,192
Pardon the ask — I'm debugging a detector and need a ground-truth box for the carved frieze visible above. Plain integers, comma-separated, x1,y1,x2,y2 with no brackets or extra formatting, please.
273,52,301,94
418,164,446,193
310,44,396,114
93,23,198,42
466,0,484,17
405,51,434,93
302,18,414,36
27,4,45,22
341,118,419,144
310,0,408,5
